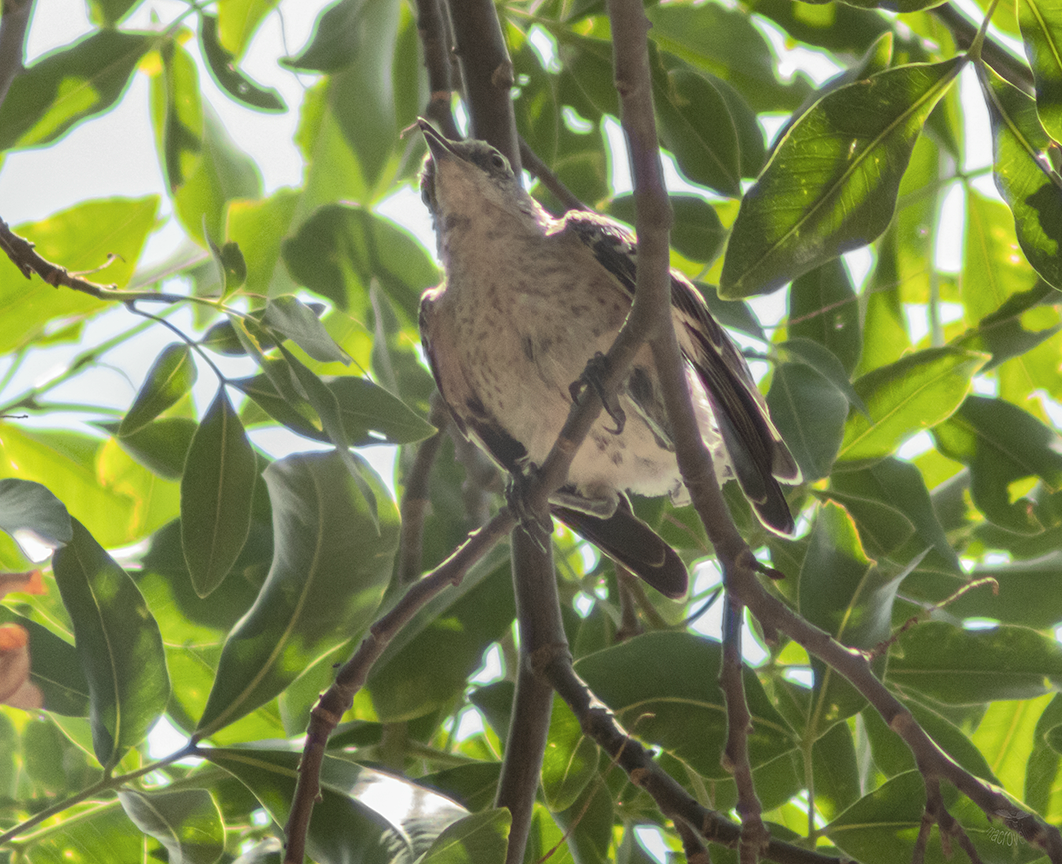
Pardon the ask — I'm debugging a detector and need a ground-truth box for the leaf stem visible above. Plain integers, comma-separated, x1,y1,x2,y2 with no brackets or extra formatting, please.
0,740,200,845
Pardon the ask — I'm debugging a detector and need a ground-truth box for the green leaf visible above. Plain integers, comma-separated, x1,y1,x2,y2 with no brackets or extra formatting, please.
932,395,1062,533
86,0,141,25
237,370,434,446
1025,694,1062,813
824,770,1030,864
800,502,904,727
225,189,299,294
263,295,350,363
150,40,261,243
720,57,965,298
573,632,794,778
0,196,159,353
181,388,258,598
646,2,812,114
888,621,1062,703
962,191,1041,324
1018,0,1062,140
282,204,436,320
812,487,915,559
283,0,399,196
861,696,998,784
51,520,169,767
653,62,741,197
837,347,988,469
151,40,205,194
119,344,198,437
977,62,1062,290
277,345,378,524
15,799,143,862
780,337,867,415
0,31,151,151
206,237,248,297
204,747,467,863
101,417,197,480
831,457,961,572
787,258,862,374
972,695,1053,799
541,696,599,812
766,362,849,482
946,552,1062,628
0,427,143,548
199,13,285,111
117,788,225,864
217,0,279,57
282,0,367,70
367,555,514,721
0,478,72,557
195,451,396,738
415,809,511,864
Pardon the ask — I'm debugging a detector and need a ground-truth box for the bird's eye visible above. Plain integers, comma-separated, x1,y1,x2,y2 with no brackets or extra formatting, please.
491,153,506,170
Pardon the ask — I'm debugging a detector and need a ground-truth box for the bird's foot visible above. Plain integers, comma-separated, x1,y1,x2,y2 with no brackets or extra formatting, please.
505,467,553,549
570,352,626,435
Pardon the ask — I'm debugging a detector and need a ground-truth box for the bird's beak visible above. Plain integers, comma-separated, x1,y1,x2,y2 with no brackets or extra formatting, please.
418,118,457,163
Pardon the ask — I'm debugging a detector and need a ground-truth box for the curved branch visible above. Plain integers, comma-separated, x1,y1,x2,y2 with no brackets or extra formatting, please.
447,0,521,169
283,509,516,864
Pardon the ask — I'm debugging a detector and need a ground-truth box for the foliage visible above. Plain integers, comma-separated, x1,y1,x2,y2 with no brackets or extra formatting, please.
1,0,1062,862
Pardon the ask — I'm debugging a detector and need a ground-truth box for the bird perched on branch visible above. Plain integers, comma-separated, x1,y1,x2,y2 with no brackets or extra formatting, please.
416,119,800,599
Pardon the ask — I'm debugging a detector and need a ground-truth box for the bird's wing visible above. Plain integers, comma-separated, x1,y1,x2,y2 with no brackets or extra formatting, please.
560,210,799,534
420,290,528,472
421,286,687,596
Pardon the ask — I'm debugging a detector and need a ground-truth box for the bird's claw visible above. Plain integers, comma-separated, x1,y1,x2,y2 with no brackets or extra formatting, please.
570,352,626,435
505,468,553,549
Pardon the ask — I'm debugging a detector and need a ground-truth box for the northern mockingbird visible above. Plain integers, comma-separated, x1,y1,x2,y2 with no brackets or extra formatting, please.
417,119,799,598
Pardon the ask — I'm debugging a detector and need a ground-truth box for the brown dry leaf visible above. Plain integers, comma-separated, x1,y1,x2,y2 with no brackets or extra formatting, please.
0,624,43,710
0,570,45,601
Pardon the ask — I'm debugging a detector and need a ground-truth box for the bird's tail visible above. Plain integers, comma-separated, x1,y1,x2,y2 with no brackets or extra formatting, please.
553,497,688,599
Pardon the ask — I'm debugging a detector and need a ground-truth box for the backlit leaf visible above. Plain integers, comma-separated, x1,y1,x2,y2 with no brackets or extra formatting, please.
52,520,169,767
977,62,1062,290
118,788,225,864
199,13,285,111
205,748,468,863
181,388,258,597
1018,0,1062,140
0,478,72,558
0,31,151,151
837,347,987,468
720,57,964,298
119,344,198,437
194,451,397,738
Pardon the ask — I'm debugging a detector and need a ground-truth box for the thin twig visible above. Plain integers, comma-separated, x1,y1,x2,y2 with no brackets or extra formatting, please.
520,137,586,213
721,596,768,862
282,509,515,864
395,394,450,585
545,657,846,864
414,0,460,139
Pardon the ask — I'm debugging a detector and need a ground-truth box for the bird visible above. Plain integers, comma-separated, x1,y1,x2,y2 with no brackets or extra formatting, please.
416,119,800,599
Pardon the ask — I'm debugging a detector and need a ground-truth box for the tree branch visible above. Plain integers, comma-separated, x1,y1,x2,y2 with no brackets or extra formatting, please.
283,509,515,864
395,394,450,586
414,0,460,140
495,527,561,864
447,0,521,170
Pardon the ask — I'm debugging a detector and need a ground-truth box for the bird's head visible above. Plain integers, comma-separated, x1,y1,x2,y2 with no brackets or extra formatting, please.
417,119,545,237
